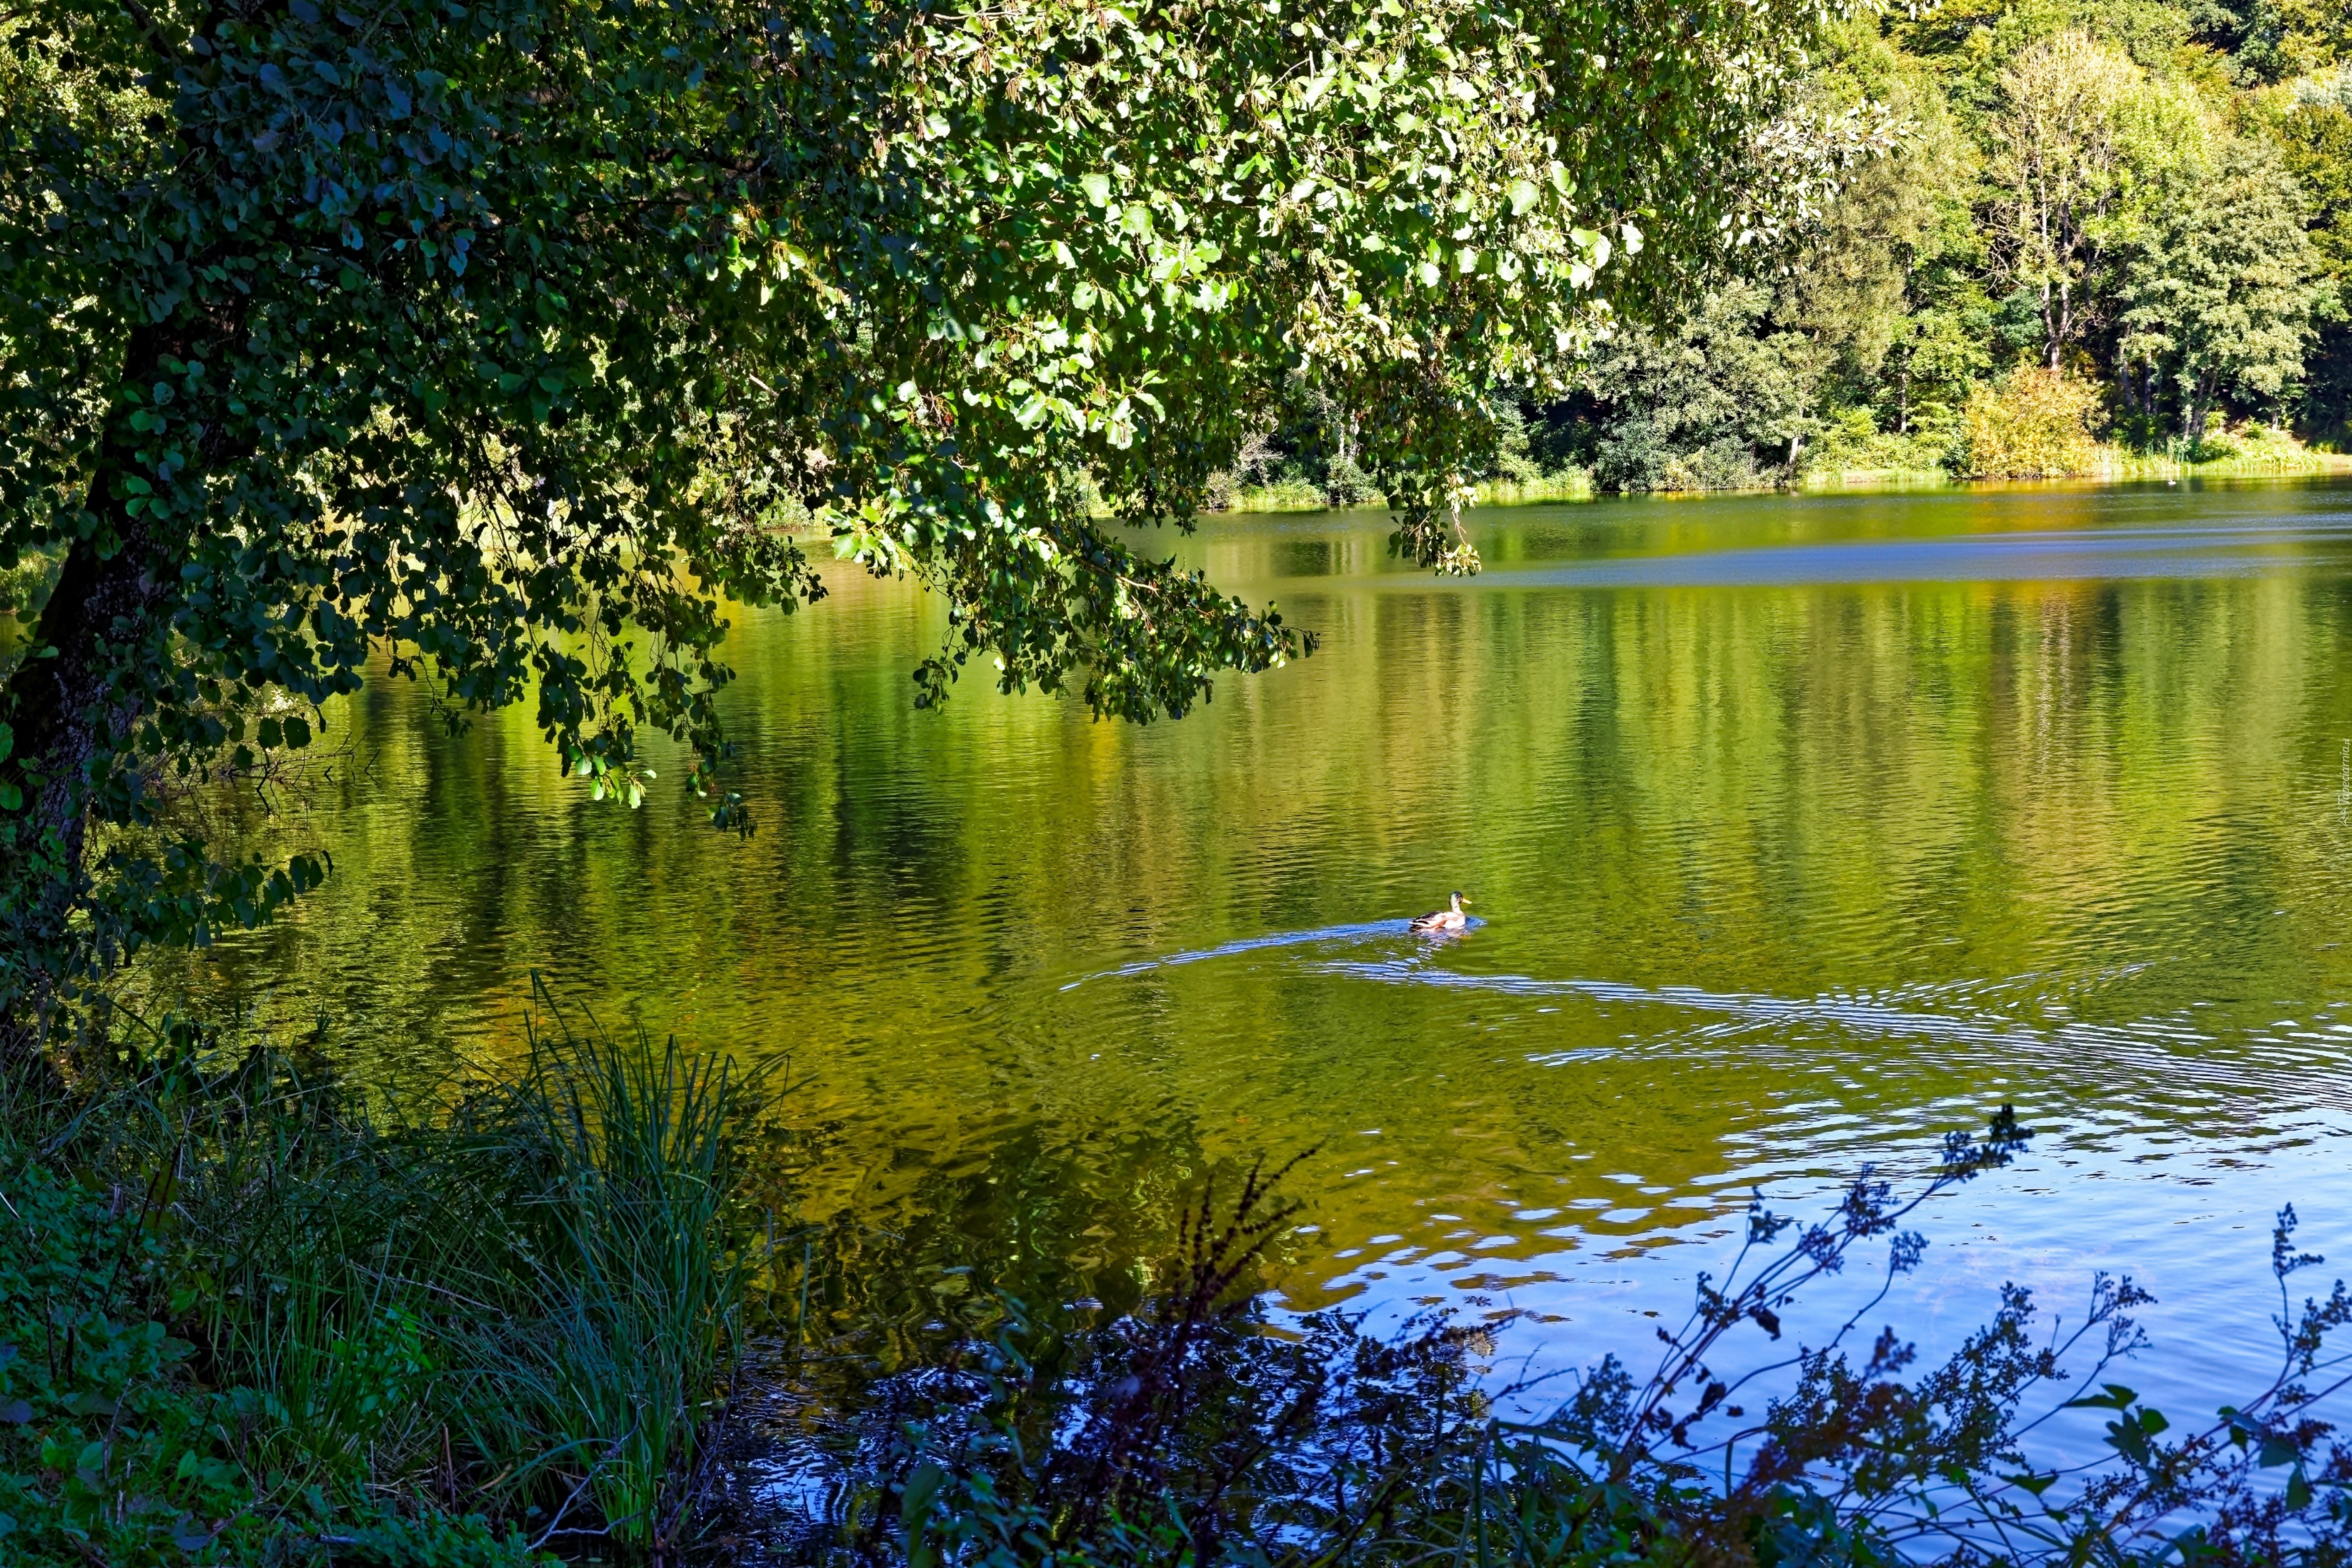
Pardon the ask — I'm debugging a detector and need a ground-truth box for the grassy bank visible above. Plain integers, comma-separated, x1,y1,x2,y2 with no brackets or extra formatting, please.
2097,431,2352,479
1471,472,1595,506
1201,439,2351,515
1806,422,2352,488
1208,472,1594,514
1798,465,1958,491
0,1009,755,1565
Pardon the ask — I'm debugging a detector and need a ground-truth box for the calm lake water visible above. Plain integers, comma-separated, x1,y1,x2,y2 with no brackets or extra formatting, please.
152,477,2352,1430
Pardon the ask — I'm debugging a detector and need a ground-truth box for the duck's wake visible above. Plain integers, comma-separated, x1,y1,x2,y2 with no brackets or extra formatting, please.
1061,917,1485,990
1065,934,2292,1096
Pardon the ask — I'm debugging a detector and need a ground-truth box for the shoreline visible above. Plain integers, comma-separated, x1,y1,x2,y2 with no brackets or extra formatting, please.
1202,456,2352,516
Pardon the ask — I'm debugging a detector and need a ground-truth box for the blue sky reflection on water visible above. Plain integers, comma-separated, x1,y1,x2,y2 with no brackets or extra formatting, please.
1471,522,2352,587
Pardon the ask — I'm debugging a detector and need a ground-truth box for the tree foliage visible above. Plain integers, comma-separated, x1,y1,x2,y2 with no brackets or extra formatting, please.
0,0,1844,1025
1985,29,2199,372
2121,134,2332,439
1530,0,2352,490
1563,282,1822,492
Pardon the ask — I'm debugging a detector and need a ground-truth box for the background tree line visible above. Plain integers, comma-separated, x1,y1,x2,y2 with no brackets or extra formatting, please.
1217,0,2352,500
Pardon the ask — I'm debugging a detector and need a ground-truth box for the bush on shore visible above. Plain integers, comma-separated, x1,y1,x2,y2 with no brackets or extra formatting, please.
1961,368,2106,478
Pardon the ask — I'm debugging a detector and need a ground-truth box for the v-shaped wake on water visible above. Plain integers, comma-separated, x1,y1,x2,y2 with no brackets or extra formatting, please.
1062,923,2344,1103
1060,915,1488,990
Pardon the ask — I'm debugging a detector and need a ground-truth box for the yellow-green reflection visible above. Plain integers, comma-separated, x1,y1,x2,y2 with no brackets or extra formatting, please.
134,478,2352,1343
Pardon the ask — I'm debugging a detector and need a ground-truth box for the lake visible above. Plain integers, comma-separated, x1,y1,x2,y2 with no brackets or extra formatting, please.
148,476,2352,1432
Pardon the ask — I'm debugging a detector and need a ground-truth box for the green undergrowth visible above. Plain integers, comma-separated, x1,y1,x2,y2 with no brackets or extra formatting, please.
2101,426,2352,478
1472,472,1596,506
0,999,761,1565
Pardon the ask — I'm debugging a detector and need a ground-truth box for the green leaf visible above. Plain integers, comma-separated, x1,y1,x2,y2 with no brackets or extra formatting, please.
2064,1384,2138,1411
1081,172,1113,207
903,1460,946,1568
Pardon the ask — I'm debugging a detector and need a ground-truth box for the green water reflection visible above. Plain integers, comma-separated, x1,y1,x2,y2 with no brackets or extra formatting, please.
141,478,2352,1393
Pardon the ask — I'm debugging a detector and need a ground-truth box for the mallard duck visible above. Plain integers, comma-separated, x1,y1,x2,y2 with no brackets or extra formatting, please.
1410,892,1471,932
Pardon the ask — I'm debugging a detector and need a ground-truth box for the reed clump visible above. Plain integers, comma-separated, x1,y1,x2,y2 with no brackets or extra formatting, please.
0,1001,758,1565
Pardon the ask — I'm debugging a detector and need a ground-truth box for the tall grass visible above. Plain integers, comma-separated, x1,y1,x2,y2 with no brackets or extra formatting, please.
461,1019,749,1549
2099,425,2352,478
0,1000,761,1565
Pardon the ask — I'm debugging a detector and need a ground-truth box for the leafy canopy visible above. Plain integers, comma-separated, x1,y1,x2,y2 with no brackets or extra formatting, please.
2121,135,2334,438
0,0,1837,1017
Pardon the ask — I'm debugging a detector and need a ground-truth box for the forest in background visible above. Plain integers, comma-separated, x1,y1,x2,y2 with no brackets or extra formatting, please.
1217,0,2352,503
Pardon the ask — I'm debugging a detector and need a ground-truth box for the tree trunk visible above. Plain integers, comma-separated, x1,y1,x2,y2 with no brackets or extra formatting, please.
1,321,182,1035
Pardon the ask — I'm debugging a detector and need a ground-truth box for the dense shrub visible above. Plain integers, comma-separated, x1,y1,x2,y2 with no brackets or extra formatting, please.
19,1037,2352,1568
1961,367,2104,477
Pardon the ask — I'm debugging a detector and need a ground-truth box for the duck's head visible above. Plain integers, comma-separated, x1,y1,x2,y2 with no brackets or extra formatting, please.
1452,891,1471,910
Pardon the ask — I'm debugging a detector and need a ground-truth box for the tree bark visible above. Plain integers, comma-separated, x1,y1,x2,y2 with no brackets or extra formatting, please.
1,321,181,1033
2183,367,2213,450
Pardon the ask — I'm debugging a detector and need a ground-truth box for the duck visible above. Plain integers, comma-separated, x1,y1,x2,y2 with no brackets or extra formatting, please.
1410,892,1471,933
